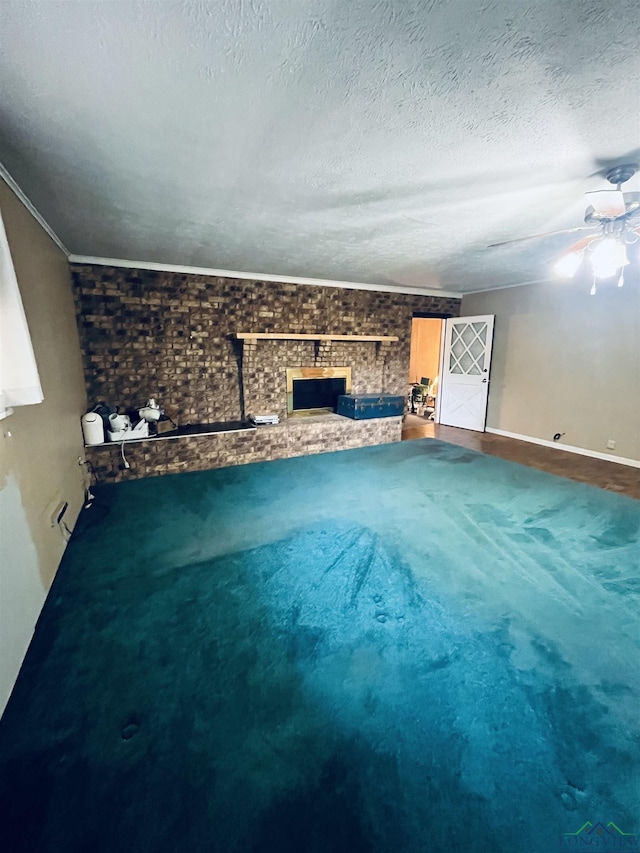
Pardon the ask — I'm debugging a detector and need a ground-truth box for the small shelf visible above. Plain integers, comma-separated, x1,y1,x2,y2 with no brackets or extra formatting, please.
85,421,256,448
235,332,399,343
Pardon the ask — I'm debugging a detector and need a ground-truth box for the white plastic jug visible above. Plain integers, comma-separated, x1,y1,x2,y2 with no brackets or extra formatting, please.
81,412,104,445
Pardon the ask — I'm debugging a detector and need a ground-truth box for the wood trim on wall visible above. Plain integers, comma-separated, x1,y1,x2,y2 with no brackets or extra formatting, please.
236,333,399,342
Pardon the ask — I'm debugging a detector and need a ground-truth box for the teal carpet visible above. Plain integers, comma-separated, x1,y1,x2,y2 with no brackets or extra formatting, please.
1,439,639,852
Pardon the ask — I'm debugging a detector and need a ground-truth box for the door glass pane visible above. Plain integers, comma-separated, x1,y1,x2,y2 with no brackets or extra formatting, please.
449,351,463,373
470,339,484,360
459,352,474,372
471,322,487,344
451,340,466,358
449,322,487,375
461,325,476,345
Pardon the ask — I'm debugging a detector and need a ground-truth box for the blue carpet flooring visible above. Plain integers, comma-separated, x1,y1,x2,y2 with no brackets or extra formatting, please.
1,439,639,852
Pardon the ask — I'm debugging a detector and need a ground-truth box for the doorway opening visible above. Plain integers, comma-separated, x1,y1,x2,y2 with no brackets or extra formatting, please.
408,316,444,424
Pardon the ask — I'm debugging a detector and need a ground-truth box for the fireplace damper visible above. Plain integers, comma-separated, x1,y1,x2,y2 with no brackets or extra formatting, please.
286,367,352,416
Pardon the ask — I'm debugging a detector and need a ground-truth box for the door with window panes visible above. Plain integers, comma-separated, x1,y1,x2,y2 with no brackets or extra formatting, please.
438,315,495,431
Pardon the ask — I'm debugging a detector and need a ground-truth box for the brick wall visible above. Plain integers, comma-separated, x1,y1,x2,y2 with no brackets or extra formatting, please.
71,264,460,424
85,415,403,483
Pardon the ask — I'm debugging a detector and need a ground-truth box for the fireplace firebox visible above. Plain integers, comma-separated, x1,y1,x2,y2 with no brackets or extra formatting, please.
286,367,352,416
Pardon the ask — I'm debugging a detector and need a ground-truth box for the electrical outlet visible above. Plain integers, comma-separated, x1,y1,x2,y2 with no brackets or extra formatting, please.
606,439,616,450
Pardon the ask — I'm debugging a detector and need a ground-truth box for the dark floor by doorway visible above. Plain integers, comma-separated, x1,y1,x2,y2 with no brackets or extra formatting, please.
402,418,640,499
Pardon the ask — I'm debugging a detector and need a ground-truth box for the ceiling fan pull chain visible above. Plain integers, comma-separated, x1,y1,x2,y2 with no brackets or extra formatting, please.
590,279,597,296
617,269,625,288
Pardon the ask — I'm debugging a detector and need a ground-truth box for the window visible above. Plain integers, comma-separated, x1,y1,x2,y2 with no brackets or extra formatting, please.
0,208,43,419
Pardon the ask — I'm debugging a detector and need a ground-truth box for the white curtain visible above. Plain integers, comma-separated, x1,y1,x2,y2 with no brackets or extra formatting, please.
0,207,44,417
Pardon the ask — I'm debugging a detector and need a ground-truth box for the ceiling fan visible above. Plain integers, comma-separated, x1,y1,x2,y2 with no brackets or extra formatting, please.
489,164,640,293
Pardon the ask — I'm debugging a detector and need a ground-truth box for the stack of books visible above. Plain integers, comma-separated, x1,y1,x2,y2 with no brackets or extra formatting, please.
249,413,280,426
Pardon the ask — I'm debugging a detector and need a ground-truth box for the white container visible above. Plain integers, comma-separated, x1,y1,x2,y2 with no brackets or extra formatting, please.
108,413,130,432
82,412,104,445
108,421,148,442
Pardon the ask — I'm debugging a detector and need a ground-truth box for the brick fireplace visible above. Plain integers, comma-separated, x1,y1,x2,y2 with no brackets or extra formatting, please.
71,264,460,480
237,333,399,421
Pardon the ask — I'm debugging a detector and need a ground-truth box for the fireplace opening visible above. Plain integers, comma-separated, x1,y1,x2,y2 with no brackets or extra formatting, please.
293,377,346,411
286,367,352,416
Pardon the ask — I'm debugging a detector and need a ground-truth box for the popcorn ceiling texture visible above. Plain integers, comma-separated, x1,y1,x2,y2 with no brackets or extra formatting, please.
72,264,459,479
4,2,639,293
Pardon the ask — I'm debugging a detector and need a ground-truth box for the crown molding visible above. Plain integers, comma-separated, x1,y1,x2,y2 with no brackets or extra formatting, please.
68,255,462,299
0,163,69,255
461,277,552,296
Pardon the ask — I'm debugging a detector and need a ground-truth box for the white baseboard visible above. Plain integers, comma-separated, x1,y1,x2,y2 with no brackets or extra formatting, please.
485,427,640,469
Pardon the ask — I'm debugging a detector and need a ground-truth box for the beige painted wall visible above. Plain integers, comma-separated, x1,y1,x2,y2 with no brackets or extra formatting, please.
0,180,87,714
462,279,640,462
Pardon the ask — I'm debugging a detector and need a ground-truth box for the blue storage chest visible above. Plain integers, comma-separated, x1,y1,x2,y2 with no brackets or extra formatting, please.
337,394,405,420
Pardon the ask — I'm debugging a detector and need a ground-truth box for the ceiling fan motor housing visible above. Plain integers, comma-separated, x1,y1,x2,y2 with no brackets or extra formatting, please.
605,163,638,187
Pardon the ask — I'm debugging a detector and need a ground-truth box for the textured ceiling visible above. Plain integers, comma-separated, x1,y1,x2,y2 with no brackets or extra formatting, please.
1,0,639,295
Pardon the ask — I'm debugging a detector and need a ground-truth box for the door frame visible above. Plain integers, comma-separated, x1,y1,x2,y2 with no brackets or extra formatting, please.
410,311,453,424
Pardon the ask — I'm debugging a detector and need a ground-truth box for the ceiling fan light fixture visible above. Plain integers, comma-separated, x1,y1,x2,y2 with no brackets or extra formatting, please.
584,190,626,218
590,238,629,279
553,250,583,278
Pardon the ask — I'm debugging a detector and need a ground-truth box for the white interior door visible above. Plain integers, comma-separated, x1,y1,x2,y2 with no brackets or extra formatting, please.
438,315,495,431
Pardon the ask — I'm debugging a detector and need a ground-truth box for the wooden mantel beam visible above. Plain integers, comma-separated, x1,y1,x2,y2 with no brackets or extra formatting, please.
235,332,399,343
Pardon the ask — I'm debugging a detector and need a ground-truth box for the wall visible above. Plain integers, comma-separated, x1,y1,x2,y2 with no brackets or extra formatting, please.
462,279,640,463
0,180,87,714
71,263,460,427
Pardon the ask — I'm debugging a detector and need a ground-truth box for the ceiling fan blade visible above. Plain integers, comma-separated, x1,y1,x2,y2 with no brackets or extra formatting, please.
561,233,602,255
625,204,640,225
488,226,594,249
584,190,626,218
